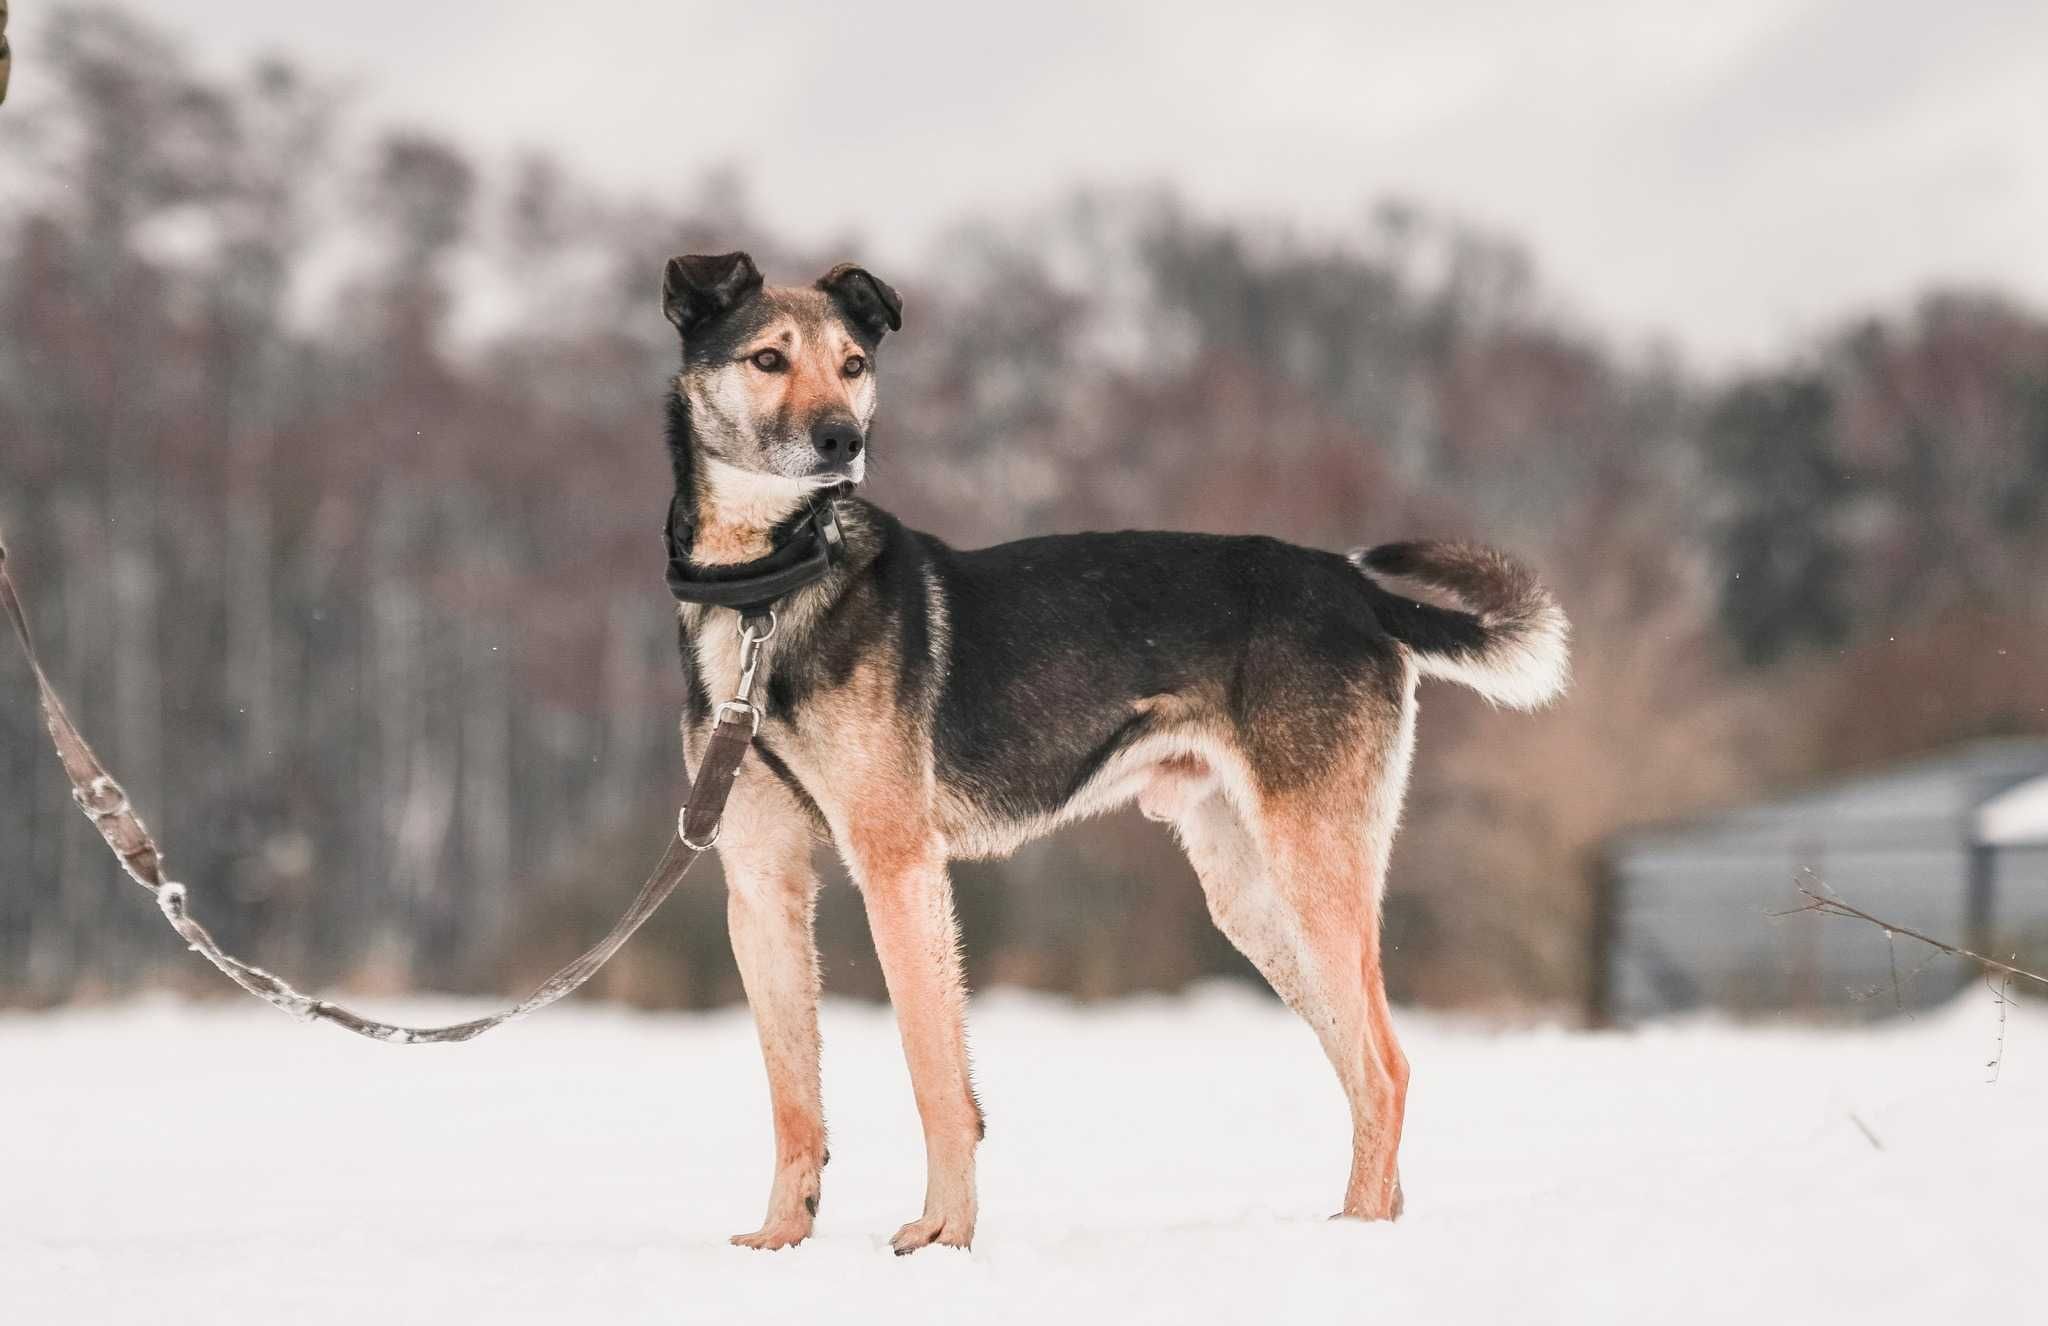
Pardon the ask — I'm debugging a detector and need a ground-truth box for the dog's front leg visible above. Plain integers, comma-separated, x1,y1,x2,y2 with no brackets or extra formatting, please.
717,767,828,1250
850,830,982,1254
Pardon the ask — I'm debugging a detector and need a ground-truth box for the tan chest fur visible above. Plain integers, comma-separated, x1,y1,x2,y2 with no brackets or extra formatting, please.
684,605,752,706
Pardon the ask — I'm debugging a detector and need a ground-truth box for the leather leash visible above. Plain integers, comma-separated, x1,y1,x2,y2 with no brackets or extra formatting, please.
0,531,764,1044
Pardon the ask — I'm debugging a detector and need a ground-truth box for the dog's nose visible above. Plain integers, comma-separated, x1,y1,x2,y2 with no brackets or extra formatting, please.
810,421,864,461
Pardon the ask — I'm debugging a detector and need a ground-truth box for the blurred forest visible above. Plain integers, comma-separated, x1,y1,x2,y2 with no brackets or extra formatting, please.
3,8,2046,1015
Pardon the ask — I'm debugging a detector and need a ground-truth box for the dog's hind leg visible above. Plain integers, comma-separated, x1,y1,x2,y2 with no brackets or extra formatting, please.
1171,784,1313,1007
1360,920,1410,1217
717,764,829,1250
1173,781,1406,1221
1260,794,1408,1222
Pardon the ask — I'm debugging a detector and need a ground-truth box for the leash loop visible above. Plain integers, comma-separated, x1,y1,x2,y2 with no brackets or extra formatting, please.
678,816,721,851
73,774,130,820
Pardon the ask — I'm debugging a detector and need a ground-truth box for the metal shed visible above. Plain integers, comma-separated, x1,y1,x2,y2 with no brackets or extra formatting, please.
1598,739,2048,1023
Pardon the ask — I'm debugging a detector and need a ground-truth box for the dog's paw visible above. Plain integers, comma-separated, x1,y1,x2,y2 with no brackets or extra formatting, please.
888,1213,973,1256
1334,1164,1405,1222
730,1216,813,1251
1332,1180,1404,1223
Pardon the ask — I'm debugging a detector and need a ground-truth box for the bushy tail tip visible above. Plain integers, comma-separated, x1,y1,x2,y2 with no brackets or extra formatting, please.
1349,540,1570,710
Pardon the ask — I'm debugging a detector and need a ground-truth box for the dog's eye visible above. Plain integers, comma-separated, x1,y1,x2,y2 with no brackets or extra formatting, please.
843,355,866,379
749,349,786,372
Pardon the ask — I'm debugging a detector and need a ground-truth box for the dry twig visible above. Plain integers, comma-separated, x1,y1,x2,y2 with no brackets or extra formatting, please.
1774,884,2042,1080
1987,974,2014,1084
1774,887,2048,991
1845,1110,1885,1152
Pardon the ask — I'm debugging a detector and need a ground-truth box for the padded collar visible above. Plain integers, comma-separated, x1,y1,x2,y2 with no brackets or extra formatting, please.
664,489,847,618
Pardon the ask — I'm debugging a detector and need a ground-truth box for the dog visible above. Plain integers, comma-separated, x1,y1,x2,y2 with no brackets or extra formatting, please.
660,252,1570,1254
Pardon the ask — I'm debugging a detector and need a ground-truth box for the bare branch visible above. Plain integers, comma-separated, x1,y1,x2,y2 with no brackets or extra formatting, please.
1844,942,1943,1009
1774,887,2048,990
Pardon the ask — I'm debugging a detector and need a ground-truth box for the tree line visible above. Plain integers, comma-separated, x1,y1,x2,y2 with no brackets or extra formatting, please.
3,7,2045,1013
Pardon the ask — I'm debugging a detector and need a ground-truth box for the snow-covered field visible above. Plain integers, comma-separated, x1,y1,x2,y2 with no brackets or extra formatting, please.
2,986,2040,1323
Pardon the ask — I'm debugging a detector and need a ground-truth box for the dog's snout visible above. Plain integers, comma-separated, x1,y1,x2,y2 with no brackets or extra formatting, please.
810,421,864,461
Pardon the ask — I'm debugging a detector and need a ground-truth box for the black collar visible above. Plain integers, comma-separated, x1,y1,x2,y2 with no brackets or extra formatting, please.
664,490,847,618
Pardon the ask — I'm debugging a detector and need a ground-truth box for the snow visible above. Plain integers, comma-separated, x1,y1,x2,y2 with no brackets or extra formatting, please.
1,985,2040,1323
1980,773,2048,846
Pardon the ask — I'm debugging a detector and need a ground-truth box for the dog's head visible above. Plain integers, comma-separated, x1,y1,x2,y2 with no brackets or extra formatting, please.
663,252,902,488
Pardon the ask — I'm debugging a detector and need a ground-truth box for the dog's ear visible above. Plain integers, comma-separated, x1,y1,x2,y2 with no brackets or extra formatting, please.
818,263,903,342
662,252,764,335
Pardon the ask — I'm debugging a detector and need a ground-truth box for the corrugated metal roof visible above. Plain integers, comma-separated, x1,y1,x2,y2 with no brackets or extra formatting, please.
1613,737,2048,862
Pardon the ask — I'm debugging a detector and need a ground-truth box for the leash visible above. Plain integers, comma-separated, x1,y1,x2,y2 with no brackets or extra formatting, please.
0,530,772,1044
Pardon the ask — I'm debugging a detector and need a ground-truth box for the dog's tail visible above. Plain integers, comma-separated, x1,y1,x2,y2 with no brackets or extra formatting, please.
1348,540,1570,710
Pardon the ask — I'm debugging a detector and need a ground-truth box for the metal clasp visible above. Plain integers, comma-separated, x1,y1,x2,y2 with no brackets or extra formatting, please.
719,609,776,733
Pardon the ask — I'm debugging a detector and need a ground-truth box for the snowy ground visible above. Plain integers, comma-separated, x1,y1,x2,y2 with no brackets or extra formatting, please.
1,986,2040,1324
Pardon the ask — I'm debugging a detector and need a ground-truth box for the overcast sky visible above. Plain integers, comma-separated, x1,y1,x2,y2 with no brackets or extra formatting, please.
30,0,2048,365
